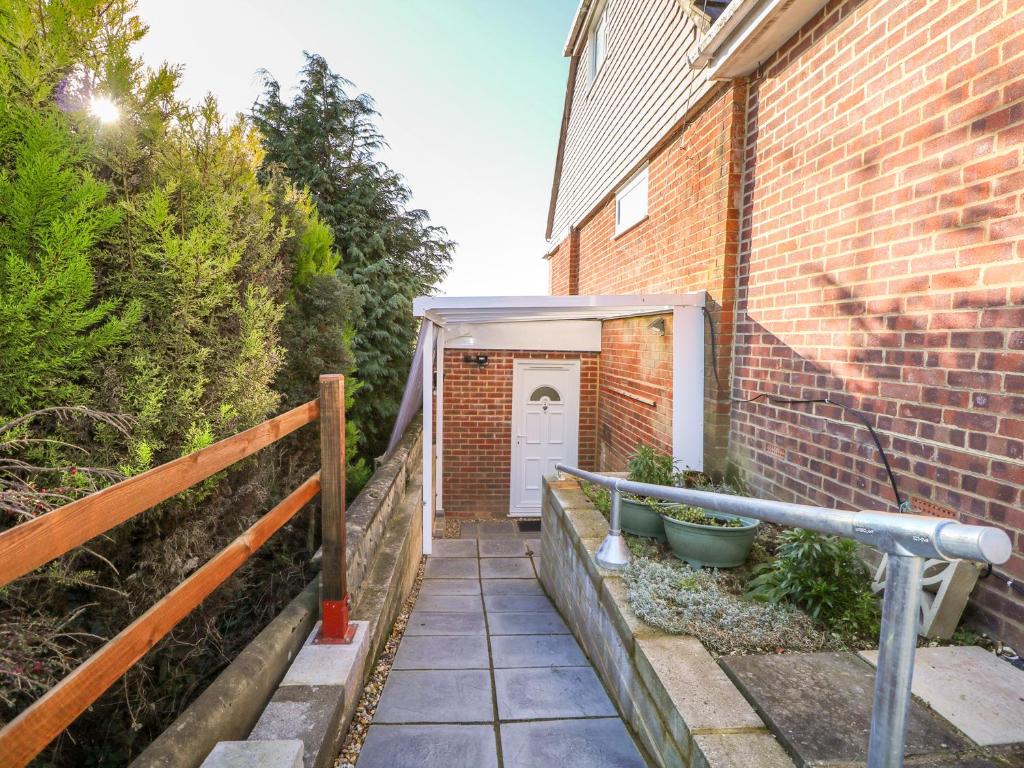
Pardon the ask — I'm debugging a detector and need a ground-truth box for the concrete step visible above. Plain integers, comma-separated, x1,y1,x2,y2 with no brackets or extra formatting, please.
720,651,987,767
201,740,302,768
859,645,1024,748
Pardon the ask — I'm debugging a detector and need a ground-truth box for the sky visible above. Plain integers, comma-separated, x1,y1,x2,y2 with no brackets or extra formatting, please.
133,0,578,297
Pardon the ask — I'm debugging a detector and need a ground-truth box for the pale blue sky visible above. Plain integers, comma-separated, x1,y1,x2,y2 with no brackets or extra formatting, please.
134,0,578,296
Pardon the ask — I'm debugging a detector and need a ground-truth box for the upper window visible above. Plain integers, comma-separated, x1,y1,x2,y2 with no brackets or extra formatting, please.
615,164,648,235
588,4,607,87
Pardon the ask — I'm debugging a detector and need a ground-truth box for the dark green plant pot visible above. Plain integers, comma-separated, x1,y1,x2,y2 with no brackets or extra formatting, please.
661,511,759,568
620,497,667,541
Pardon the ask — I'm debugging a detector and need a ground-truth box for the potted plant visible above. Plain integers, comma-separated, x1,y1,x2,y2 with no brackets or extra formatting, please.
619,445,679,541
659,480,759,568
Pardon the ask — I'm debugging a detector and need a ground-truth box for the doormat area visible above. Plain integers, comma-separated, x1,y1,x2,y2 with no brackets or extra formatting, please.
517,519,542,533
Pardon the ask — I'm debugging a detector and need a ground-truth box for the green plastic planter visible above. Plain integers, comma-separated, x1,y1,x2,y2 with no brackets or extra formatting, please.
619,497,667,541
660,511,759,568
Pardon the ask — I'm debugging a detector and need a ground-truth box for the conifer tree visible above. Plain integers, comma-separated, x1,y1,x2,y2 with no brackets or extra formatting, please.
0,84,137,417
253,53,453,457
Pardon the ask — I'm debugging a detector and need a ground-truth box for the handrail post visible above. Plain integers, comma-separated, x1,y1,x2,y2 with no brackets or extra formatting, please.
317,374,356,644
594,487,631,570
554,463,1013,768
867,553,924,767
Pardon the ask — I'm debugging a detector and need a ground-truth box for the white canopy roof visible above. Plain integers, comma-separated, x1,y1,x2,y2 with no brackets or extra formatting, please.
391,294,708,556
413,293,705,325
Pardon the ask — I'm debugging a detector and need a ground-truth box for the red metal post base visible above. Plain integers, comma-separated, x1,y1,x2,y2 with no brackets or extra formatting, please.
315,595,357,644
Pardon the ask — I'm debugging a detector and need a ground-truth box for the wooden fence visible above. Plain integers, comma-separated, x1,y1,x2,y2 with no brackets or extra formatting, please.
0,375,354,767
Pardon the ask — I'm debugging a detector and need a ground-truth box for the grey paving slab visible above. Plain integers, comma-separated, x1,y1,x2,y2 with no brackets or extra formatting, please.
479,558,536,579
494,666,617,720
374,670,494,723
860,645,1024,747
357,724,499,768
413,594,484,613
523,538,542,555
478,539,529,557
721,652,967,765
392,635,491,670
478,521,519,538
456,522,479,539
488,610,569,635
405,611,486,636
484,594,554,612
481,578,545,596
423,557,479,579
490,634,589,668
500,718,646,768
418,578,481,596
428,539,478,558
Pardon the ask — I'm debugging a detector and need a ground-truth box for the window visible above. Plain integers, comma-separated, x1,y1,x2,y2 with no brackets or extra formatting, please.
615,164,648,235
588,4,607,87
530,386,561,402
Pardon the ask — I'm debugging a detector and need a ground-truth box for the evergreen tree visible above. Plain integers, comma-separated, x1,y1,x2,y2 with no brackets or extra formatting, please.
0,31,138,416
253,53,453,457
0,3,358,761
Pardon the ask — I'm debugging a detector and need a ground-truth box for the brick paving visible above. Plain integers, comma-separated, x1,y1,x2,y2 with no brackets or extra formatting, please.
356,522,648,768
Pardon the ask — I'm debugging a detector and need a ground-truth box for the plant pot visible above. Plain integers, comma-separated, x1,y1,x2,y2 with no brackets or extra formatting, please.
661,511,759,569
619,497,667,541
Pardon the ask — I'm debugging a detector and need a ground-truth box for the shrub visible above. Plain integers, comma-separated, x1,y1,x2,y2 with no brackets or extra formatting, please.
746,528,880,639
623,558,830,655
660,504,744,527
626,444,679,487
581,481,610,517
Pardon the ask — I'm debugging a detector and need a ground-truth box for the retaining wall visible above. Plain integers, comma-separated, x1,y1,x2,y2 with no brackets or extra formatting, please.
133,422,423,768
539,475,795,768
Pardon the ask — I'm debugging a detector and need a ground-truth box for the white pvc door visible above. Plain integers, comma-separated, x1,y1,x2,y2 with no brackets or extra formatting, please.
510,361,580,517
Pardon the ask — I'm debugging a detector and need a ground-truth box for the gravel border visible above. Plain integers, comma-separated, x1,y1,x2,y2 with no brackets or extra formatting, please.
335,557,426,767
443,519,460,539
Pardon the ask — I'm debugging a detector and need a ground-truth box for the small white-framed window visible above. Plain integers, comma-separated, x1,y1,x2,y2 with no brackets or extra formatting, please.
588,4,607,87
615,164,648,235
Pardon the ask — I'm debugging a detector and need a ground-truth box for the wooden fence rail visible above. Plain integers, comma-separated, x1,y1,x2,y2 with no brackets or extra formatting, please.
0,475,321,767
0,375,352,767
0,400,320,588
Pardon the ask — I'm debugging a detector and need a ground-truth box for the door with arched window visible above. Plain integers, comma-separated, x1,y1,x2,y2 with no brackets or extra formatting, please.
510,360,580,517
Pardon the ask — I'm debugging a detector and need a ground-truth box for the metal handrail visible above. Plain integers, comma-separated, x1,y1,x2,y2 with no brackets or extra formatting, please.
554,464,1013,768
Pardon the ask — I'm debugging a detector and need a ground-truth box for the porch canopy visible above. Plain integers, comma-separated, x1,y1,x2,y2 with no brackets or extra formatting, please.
388,294,706,554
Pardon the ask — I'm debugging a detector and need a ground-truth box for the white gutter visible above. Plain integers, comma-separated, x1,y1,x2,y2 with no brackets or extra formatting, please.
690,0,831,79
690,0,757,68
563,0,594,56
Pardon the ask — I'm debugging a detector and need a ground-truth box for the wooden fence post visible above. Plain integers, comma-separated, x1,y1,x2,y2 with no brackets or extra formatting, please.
317,374,355,643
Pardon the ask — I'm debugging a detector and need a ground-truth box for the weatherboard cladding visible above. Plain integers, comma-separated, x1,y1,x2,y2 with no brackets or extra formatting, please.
550,0,715,241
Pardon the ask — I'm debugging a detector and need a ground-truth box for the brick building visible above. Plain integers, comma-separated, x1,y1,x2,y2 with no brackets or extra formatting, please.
542,0,1024,643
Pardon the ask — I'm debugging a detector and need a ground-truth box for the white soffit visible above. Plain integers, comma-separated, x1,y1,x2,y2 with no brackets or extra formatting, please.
691,0,831,80
413,293,705,326
444,321,602,352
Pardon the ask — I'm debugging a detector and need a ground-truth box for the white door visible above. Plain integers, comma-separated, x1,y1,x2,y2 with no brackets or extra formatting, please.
510,360,580,517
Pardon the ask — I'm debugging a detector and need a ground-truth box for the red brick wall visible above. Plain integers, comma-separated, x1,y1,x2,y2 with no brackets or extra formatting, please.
550,82,748,470
547,238,572,295
548,229,581,295
441,350,599,517
547,0,1024,642
733,0,1024,642
598,315,673,470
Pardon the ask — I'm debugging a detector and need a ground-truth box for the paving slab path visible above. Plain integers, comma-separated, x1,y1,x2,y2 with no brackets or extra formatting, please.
356,523,649,768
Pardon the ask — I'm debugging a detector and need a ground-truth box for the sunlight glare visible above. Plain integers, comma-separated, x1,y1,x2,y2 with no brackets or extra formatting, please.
89,95,120,124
